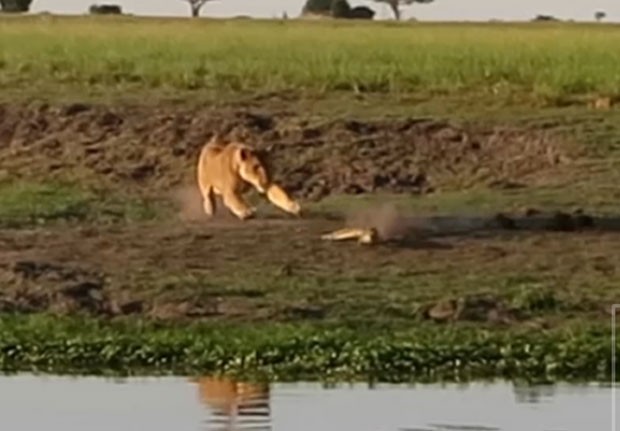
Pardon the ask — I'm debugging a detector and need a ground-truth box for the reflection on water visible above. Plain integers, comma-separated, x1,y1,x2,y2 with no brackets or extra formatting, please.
511,383,560,405
196,376,271,431
0,374,613,431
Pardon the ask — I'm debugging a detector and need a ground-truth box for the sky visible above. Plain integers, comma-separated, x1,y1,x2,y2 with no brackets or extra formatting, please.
30,0,619,22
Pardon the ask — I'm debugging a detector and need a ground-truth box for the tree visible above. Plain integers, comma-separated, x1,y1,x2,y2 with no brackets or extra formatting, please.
331,0,350,18
182,0,216,18
89,4,123,15
532,14,558,22
595,10,606,22
374,0,433,21
0,0,33,13
348,6,375,20
301,0,333,16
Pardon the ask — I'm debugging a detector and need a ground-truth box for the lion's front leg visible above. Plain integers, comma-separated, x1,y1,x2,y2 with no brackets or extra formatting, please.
222,191,256,220
266,183,301,216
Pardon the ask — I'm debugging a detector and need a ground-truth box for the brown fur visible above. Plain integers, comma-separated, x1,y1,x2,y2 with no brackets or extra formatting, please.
195,376,269,415
197,135,301,220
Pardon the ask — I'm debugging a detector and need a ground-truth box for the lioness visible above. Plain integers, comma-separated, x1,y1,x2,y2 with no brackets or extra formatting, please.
197,135,301,220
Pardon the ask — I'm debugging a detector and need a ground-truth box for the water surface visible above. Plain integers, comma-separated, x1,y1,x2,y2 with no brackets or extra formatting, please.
0,375,612,431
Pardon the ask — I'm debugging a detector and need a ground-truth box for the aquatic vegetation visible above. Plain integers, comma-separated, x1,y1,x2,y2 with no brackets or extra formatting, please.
0,316,613,383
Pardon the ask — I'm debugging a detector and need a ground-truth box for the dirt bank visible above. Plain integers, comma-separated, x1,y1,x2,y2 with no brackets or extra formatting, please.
1,101,607,327
0,102,567,200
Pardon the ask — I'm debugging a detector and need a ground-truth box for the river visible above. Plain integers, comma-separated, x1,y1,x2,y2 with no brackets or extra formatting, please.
0,374,613,431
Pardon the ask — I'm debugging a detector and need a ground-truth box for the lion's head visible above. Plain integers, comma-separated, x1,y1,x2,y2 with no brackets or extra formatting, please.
236,146,271,194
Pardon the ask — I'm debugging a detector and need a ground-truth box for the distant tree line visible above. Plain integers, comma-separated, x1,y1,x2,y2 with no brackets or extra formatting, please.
0,0,610,24
303,0,432,21
0,0,431,20
303,0,375,19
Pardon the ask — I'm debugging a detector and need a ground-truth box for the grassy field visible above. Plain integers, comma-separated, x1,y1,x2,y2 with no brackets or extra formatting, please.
0,15,619,382
0,15,619,102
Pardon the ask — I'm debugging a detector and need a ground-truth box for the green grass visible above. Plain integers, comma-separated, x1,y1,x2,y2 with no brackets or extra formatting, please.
0,182,162,227
0,315,613,383
314,186,620,216
1,16,620,100
5,174,620,229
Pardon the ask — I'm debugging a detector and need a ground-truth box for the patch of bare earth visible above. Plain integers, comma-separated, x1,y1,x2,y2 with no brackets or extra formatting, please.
0,102,568,200
0,207,617,323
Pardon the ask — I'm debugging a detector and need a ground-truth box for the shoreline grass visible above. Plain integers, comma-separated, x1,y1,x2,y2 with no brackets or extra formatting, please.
0,315,614,383
1,16,620,101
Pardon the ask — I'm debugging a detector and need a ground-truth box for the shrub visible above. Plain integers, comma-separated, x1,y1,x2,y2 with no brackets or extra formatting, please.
302,0,333,15
0,0,32,13
331,0,351,18
89,4,123,15
348,6,375,19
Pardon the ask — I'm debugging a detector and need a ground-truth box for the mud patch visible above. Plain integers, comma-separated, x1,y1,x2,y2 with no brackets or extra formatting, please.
0,260,113,315
0,208,616,324
0,102,568,202
422,294,515,324
0,258,219,319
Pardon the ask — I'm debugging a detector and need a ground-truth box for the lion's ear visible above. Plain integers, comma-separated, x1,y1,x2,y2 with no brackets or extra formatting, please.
238,148,250,161
209,133,222,145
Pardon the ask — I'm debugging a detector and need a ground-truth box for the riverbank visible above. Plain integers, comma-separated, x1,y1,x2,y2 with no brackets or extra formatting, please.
0,16,619,382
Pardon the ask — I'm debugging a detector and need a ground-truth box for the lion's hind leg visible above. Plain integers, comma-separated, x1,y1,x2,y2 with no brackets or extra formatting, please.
198,182,217,217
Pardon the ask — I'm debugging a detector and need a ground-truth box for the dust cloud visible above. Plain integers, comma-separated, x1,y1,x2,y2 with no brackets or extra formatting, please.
169,185,205,222
345,203,419,240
